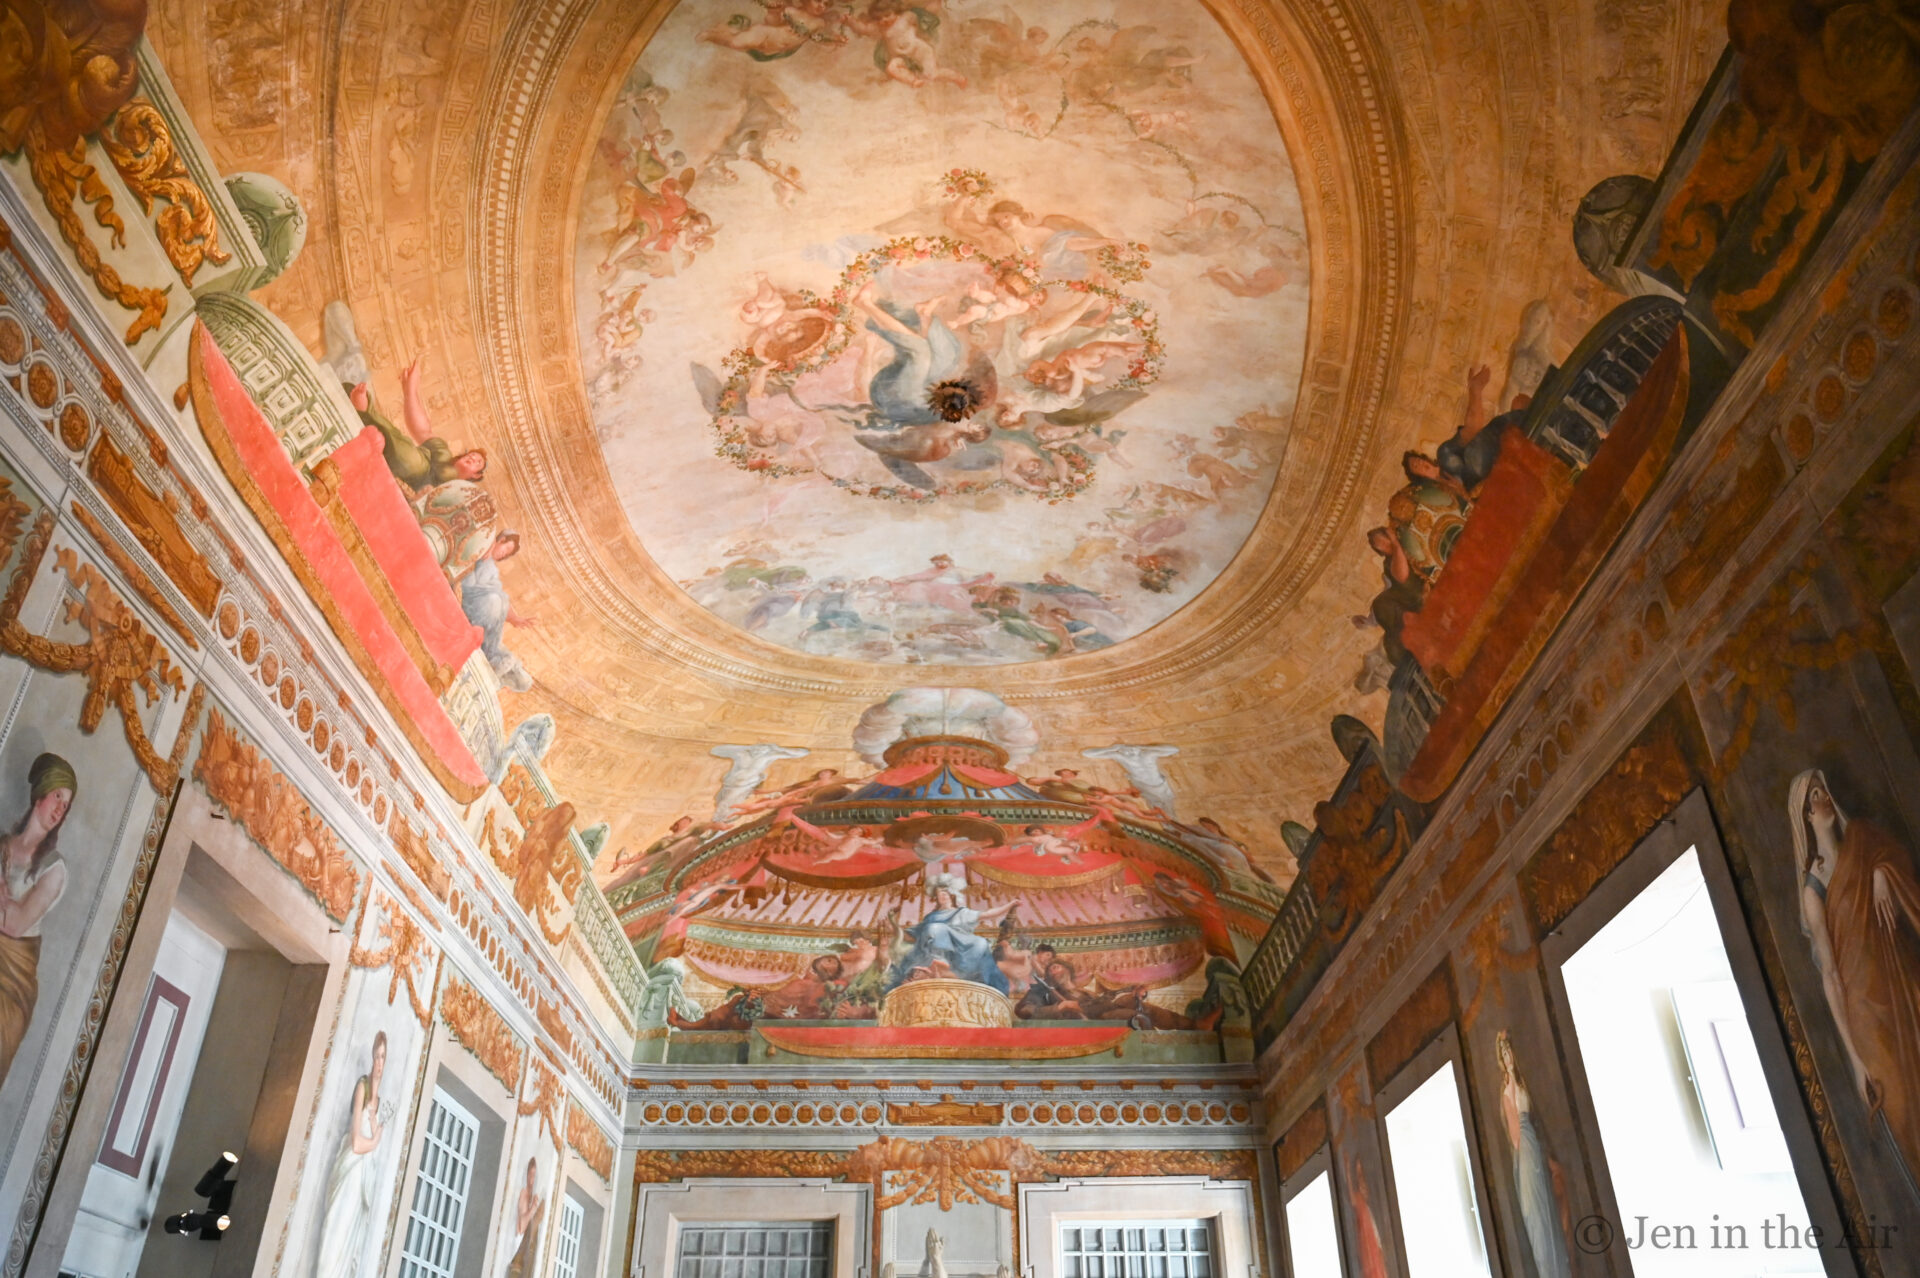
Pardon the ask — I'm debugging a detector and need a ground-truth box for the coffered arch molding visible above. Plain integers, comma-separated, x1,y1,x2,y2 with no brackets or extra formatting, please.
467,0,1414,700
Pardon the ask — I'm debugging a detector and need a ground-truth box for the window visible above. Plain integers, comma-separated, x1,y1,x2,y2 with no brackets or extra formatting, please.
398,1089,481,1278
1282,1171,1343,1278
553,1195,587,1278
674,1222,834,1278
1059,1222,1213,1278
1559,847,1819,1277
1382,1060,1493,1278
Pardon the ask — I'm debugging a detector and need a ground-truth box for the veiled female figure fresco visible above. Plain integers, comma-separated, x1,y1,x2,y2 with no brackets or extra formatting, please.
0,753,76,1082
1788,768,1920,1187
316,1032,389,1278
1496,1031,1571,1278
1342,1152,1388,1278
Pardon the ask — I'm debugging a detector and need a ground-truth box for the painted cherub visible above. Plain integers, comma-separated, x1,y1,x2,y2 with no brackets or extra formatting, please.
698,0,849,57
962,7,1067,79
846,0,967,88
1170,434,1256,498
1011,809,1112,861
1020,338,1142,405
778,807,892,865
1211,408,1288,467
731,768,845,816
952,262,1046,327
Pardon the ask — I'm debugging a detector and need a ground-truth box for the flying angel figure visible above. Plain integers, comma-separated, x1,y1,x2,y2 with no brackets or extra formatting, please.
710,743,811,821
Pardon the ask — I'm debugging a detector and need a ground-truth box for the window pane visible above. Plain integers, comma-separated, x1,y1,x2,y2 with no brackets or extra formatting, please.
1284,1171,1343,1278
1062,1219,1210,1278
554,1196,587,1278
397,1091,480,1278
1562,848,1822,1278
679,1222,835,1278
1383,1062,1492,1278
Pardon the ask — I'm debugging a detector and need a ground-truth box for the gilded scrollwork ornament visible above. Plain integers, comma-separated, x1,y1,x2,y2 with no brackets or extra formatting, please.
0,507,202,794
99,102,229,287
348,891,439,1028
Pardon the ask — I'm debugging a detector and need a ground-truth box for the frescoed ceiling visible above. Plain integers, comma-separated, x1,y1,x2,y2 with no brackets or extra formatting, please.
146,0,1725,878
577,0,1307,666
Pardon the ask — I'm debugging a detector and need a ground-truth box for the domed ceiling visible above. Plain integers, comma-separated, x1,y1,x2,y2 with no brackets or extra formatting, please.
574,0,1307,664
149,0,1724,874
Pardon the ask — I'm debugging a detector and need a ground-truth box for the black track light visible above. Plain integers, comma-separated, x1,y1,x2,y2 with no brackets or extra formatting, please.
161,1210,230,1239
164,1151,239,1241
193,1151,239,1199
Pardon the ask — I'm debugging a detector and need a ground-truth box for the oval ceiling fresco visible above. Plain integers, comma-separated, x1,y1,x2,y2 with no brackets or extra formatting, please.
575,0,1309,665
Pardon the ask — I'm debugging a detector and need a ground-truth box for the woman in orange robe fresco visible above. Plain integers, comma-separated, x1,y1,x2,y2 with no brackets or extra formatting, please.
1788,769,1920,1190
1343,1153,1388,1278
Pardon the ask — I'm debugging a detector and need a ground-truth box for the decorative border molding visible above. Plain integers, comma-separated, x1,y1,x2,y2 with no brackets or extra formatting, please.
565,1104,615,1183
442,972,528,1094
195,705,362,922
349,889,442,1028
630,1080,1257,1139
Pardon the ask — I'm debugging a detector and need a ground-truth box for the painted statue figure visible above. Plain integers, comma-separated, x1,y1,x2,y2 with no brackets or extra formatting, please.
888,874,1016,992
710,743,811,821
1082,744,1180,817
0,753,75,1084
1345,1154,1389,1278
333,342,487,494
461,531,536,691
315,1032,388,1278
1497,1030,1571,1278
1788,769,1920,1188
503,1157,544,1278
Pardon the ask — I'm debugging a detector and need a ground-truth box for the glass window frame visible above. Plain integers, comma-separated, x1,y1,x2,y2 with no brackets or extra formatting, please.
1056,1218,1215,1278
672,1220,837,1278
1372,1023,1504,1278
1536,787,1854,1275
1278,1144,1349,1278
397,1086,482,1278
553,1192,587,1278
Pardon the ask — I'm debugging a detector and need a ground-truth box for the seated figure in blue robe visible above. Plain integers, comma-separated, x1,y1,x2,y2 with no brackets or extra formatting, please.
887,876,1017,994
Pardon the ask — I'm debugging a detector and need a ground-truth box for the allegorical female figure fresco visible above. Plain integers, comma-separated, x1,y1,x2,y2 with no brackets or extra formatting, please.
316,1032,388,1278
504,1157,545,1278
887,873,1016,993
0,753,76,1083
1497,1030,1571,1278
1788,769,1920,1187
1343,1153,1389,1278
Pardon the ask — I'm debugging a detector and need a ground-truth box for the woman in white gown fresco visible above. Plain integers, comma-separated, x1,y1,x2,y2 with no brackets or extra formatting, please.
315,1031,388,1278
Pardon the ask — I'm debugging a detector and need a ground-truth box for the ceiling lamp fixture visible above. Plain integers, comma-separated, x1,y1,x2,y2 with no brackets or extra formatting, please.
163,1151,238,1240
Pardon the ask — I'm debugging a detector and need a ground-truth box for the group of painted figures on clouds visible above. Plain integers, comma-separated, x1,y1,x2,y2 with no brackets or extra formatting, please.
583,0,1304,666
